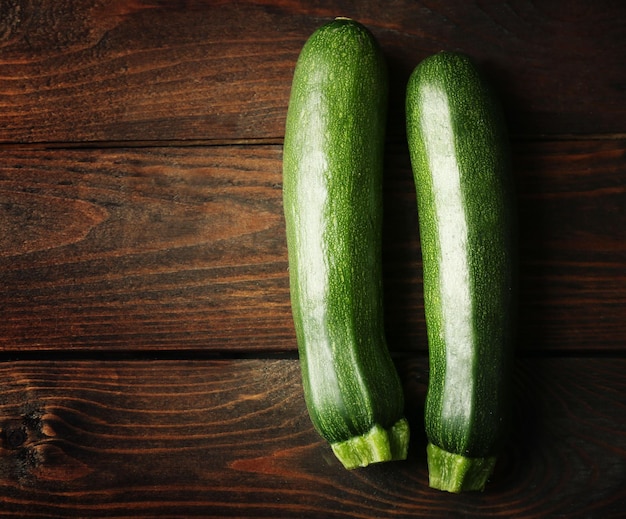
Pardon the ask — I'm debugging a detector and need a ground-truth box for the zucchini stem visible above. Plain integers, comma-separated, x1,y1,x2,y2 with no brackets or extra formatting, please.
426,442,496,492
331,418,410,469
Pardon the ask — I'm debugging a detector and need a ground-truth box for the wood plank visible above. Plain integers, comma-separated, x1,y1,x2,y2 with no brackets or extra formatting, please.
0,357,624,517
1,1,625,143
513,139,626,353
1,140,625,353
0,146,290,352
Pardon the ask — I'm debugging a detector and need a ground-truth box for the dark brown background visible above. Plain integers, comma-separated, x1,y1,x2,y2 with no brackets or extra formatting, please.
1,1,625,517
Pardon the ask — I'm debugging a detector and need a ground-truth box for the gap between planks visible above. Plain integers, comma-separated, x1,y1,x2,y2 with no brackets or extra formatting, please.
0,138,284,151
1,349,625,364
1,133,626,151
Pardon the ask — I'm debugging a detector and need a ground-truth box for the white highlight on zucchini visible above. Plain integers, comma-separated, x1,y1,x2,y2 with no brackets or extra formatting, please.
291,88,341,406
298,93,329,317
420,84,473,424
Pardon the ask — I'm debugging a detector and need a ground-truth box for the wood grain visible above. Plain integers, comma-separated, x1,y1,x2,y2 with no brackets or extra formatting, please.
1,0,625,143
1,140,624,353
0,145,290,352
0,357,624,518
513,138,626,353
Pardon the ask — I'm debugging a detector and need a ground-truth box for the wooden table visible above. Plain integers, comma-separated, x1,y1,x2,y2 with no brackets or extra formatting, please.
1,1,625,517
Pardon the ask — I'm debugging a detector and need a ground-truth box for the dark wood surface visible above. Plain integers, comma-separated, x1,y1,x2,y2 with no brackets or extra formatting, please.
0,358,624,518
1,1,625,517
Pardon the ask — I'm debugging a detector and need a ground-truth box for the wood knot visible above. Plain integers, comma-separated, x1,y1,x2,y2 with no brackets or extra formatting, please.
3,423,27,450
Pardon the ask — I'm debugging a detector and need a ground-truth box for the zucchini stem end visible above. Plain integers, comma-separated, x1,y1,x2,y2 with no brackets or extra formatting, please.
426,442,497,493
330,418,410,469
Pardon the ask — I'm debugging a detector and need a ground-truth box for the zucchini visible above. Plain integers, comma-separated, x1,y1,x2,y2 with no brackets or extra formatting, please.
405,52,515,492
283,18,409,469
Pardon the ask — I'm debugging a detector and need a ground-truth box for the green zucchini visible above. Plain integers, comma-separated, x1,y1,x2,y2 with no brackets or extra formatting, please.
405,52,515,492
283,18,409,469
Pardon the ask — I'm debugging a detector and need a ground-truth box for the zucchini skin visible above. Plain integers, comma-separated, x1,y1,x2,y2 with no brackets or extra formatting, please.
406,52,515,491
283,18,408,468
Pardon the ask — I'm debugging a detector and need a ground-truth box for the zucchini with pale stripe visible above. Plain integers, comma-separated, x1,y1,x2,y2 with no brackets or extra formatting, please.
283,18,409,469
406,51,515,492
